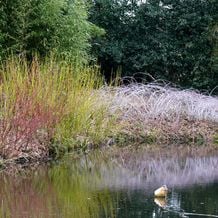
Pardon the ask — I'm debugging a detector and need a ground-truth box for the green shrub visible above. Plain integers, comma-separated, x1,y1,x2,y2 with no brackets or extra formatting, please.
0,0,103,64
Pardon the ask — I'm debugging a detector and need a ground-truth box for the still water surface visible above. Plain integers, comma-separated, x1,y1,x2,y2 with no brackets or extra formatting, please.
0,151,218,218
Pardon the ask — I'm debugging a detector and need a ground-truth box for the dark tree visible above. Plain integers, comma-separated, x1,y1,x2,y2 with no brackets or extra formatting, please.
90,0,218,90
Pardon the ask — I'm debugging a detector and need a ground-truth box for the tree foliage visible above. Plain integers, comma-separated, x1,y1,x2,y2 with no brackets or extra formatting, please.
0,0,217,90
0,0,102,64
90,0,218,90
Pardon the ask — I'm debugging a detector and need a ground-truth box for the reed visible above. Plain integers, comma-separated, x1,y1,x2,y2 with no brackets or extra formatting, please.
0,57,117,160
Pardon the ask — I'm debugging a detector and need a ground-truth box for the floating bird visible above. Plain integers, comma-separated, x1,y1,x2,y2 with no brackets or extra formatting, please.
154,185,168,197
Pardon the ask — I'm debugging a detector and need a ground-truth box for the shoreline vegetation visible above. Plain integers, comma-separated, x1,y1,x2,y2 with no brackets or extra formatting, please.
0,57,217,169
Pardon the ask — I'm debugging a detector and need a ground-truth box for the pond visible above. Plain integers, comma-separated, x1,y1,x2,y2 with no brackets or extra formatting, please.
1,150,218,218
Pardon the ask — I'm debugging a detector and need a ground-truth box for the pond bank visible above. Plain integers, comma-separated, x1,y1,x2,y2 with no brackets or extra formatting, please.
1,142,218,174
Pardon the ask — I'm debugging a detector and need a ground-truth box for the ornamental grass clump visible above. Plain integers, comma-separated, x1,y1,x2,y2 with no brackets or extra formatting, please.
110,84,218,122
0,57,117,161
107,83,218,144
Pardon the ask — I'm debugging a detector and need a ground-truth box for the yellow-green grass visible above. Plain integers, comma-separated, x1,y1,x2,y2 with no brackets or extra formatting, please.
0,57,118,160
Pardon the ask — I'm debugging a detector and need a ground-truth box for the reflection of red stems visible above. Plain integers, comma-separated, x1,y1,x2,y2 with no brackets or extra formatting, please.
0,174,56,218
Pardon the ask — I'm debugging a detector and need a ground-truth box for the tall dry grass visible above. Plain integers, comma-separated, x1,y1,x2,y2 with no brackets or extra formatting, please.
107,83,218,122
103,83,218,144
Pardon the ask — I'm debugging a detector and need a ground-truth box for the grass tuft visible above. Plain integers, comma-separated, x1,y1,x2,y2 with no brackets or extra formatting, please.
108,83,218,122
0,57,117,160
104,83,218,145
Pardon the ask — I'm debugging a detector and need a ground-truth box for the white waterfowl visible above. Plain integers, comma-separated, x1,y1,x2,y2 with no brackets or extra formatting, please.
154,185,168,197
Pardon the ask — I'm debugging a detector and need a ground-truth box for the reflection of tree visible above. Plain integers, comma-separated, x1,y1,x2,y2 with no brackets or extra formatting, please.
180,185,218,217
48,162,117,218
0,162,117,218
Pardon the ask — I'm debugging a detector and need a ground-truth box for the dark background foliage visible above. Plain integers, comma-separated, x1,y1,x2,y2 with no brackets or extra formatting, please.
90,0,218,91
0,0,217,91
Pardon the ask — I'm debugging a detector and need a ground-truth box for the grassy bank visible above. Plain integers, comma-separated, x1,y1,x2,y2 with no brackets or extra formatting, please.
0,58,217,164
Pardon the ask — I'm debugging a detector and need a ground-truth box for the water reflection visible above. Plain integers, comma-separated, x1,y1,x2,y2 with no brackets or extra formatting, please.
154,198,167,208
48,162,116,218
0,151,218,217
0,162,117,218
96,155,218,191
